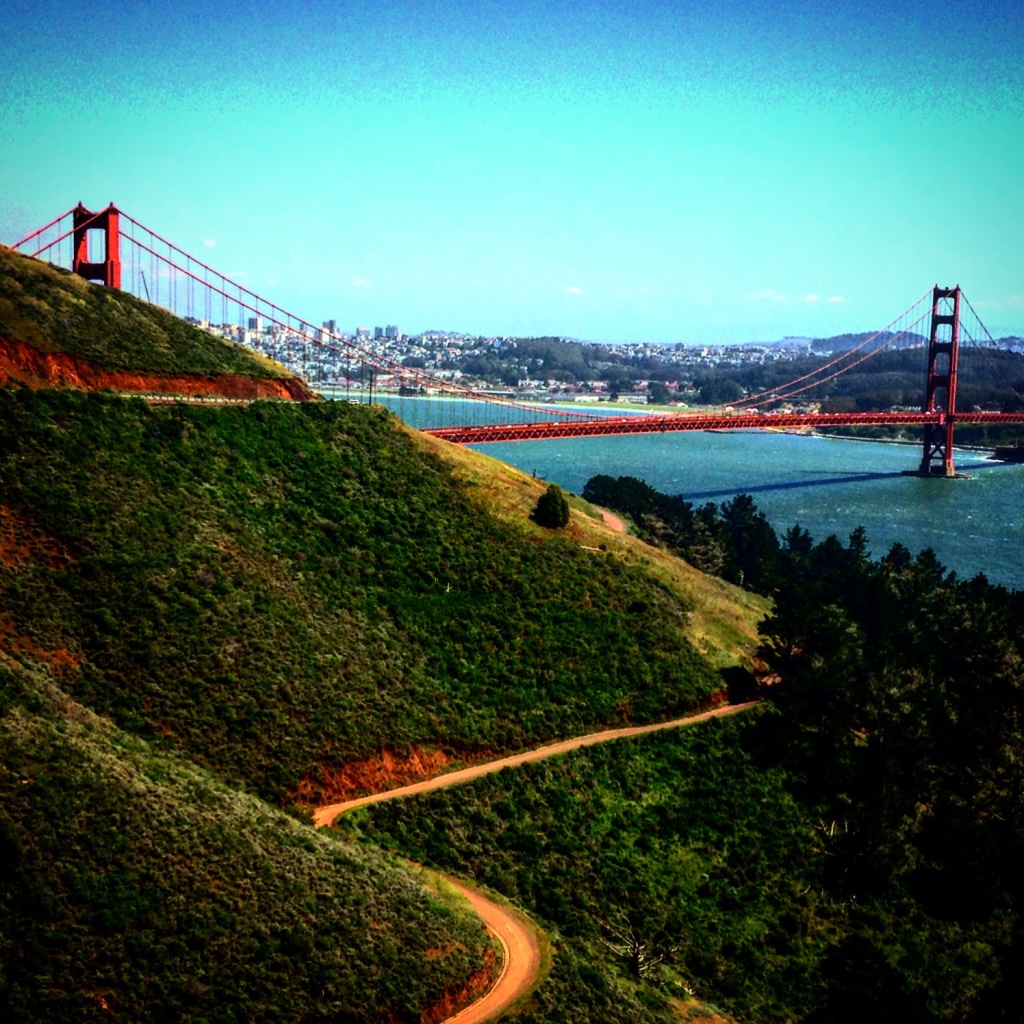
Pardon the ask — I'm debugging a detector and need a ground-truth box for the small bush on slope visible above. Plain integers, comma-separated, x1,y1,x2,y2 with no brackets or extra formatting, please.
0,247,286,378
0,389,719,801
0,658,493,1023
533,484,570,529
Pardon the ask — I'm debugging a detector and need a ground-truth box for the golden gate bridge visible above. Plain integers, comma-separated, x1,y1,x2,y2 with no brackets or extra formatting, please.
10,202,1024,477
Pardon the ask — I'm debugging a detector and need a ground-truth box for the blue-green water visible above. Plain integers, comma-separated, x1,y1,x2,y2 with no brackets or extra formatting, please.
368,396,1024,590
480,431,1024,590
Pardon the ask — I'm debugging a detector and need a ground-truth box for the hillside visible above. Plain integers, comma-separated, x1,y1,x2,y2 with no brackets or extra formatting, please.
359,713,830,1024
0,389,755,805
0,255,770,1022
4,243,1019,1023
0,247,312,399
0,657,496,1023
356,520,1024,1024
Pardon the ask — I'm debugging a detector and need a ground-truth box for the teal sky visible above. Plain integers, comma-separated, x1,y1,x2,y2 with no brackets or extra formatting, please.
2,0,1022,342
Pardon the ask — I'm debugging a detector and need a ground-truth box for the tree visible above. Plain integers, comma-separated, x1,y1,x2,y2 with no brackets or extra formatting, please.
600,917,680,979
697,378,744,405
719,493,781,592
532,484,570,528
647,381,671,405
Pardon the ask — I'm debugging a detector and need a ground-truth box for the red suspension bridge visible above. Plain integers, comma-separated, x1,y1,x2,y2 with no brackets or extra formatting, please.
9,202,1024,477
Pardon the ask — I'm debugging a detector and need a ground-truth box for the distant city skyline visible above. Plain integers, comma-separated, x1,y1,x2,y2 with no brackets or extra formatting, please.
1,0,1021,344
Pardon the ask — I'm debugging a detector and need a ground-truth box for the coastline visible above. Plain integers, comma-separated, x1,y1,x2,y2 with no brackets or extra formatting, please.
811,429,996,454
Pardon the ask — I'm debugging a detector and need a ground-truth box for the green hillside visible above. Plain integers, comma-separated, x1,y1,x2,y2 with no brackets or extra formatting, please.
359,714,830,1024
0,258,771,1022
357,524,1024,1024
0,246,288,379
0,657,494,1023
0,388,734,806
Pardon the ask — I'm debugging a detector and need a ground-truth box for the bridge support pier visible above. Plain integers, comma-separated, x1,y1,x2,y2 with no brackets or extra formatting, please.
919,285,961,477
72,203,121,289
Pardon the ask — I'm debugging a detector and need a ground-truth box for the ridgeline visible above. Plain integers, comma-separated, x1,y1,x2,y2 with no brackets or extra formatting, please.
0,247,312,399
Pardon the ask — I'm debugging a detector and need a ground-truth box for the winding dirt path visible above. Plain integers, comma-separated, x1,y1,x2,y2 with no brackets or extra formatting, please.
439,879,542,1024
315,700,758,1022
314,701,759,827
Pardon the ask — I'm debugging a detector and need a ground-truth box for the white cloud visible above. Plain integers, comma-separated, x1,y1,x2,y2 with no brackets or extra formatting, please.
804,294,821,303
203,239,216,248
752,289,786,302
564,285,583,296
828,295,844,303
350,277,371,289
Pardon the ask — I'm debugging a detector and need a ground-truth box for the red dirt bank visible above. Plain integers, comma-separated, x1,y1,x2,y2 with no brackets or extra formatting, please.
0,336,315,401
291,745,498,807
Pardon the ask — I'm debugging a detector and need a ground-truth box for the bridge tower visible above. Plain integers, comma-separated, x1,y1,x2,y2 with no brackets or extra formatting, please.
72,203,121,289
919,285,961,477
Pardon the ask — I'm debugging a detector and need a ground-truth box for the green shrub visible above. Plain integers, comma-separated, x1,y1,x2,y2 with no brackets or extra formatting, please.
532,483,570,528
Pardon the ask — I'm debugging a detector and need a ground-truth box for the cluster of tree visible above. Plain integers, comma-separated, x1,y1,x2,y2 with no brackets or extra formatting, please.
752,525,1024,1022
419,322,1024,414
452,336,685,389
582,474,780,592
694,347,1024,412
582,472,1024,1021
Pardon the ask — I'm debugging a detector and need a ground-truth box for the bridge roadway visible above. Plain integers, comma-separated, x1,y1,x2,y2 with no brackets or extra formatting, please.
424,409,1024,445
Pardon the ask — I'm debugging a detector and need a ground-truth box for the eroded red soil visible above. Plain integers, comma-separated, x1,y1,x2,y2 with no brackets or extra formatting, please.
292,745,495,806
0,336,315,400
0,505,73,570
421,947,499,1024
0,614,80,672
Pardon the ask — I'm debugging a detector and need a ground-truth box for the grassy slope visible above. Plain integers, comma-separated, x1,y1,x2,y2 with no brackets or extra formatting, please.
0,254,774,1022
416,433,768,669
0,657,494,1024
0,247,287,378
0,389,737,804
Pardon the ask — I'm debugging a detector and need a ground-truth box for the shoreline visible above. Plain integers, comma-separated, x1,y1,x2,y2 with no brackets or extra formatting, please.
811,429,996,454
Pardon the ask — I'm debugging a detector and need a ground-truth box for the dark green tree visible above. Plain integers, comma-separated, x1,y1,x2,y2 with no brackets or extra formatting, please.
697,378,744,405
647,381,671,405
533,484,570,528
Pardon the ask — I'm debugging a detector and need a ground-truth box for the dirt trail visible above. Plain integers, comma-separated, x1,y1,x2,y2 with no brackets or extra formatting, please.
315,701,758,1022
438,879,542,1024
314,701,758,827
599,509,627,534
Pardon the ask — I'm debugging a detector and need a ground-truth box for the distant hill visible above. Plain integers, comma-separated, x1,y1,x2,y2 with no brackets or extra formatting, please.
811,330,928,352
0,247,312,399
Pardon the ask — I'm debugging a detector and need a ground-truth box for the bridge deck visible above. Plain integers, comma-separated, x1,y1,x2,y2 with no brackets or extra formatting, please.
424,410,1024,445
